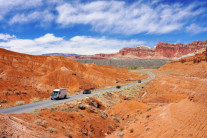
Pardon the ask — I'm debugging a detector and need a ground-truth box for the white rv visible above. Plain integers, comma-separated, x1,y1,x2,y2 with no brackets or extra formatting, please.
51,88,67,100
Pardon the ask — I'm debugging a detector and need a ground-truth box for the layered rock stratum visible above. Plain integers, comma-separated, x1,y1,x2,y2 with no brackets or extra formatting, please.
67,40,207,59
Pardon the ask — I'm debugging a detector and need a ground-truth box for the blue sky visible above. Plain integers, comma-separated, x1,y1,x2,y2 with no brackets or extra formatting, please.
0,0,207,55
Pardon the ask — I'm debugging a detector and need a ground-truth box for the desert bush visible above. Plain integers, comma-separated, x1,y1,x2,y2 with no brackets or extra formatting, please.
67,107,78,112
15,91,20,95
80,128,88,136
1,99,7,103
21,91,27,94
47,127,57,133
64,130,72,138
4,91,10,96
78,102,85,110
41,120,47,128
108,124,115,131
59,107,68,111
51,105,57,110
147,107,151,111
15,101,25,106
34,119,41,125
31,97,40,103
68,112,74,118
119,126,124,131
113,115,120,123
116,132,124,137
146,114,151,119
130,128,134,133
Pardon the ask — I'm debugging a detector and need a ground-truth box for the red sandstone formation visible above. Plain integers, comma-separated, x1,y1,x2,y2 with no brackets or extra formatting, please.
67,40,207,60
114,45,155,59
154,40,207,59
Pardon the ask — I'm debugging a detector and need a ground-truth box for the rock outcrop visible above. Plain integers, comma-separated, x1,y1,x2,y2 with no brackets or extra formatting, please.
67,40,207,59
154,40,207,59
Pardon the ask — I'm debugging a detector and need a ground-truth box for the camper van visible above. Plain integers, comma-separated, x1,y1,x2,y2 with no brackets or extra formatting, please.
51,88,67,100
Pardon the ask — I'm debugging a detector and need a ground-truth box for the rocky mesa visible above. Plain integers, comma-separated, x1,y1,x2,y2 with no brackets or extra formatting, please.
68,40,207,60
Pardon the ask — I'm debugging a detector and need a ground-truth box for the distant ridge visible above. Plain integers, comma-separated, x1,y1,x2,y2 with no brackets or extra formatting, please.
40,53,79,57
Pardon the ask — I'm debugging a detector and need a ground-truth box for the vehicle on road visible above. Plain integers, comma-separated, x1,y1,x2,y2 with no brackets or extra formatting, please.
82,89,91,94
116,85,121,89
51,88,67,100
138,80,142,83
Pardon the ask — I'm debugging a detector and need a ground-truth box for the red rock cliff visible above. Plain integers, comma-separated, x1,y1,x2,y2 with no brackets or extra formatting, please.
154,40,207,59
91,40,207,59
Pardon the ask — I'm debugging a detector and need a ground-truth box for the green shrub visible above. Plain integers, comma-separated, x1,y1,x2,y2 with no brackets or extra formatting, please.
15,101,25,106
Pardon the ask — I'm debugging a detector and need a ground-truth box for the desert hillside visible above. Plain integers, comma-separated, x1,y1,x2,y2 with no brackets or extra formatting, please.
106,50,207,137
0,49,206,138
0,48,145,107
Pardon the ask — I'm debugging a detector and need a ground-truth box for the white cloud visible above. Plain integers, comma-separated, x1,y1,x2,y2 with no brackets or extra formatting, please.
0,33,145,55
0,34,16,40
186,24,207,34
0,0,43,21
35,33,63,43
9,10,55,24
56,1,204,34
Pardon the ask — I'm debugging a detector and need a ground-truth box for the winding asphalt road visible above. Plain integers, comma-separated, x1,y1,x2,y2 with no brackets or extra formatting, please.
0,71,155,114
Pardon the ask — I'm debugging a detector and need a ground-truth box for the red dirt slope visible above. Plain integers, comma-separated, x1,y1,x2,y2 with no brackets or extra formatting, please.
107,50,207,138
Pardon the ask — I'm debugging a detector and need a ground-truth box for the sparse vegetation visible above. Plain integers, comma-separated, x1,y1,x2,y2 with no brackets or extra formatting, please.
75,59,171,68
68,112,74,118
108,124,115,131
113,115,120,123
147,107,151,111
15,101,25,106
78,102,85,110
64,130,72,138
51,105,57,110
146,114,151,119
116,132,124,137
21,91,27,94
41,120,47,128
47,127,57,133
1,99,7,103
130,128,134,133
30,97,40,103
4,91,10,96
15,91,20,95
34,119,41,125
119,126,124,131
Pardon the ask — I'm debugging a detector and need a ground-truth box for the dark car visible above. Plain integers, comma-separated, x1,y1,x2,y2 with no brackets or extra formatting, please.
116,85,121,89
138,80,142,83
82,89,91,94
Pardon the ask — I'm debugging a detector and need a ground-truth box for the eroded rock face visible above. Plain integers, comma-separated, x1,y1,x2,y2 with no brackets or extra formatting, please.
114,41,207,59
154,40,207,59
68,41,207,59
115,46,155,58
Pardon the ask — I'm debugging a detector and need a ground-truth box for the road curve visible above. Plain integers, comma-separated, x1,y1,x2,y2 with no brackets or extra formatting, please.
0,70,155,114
